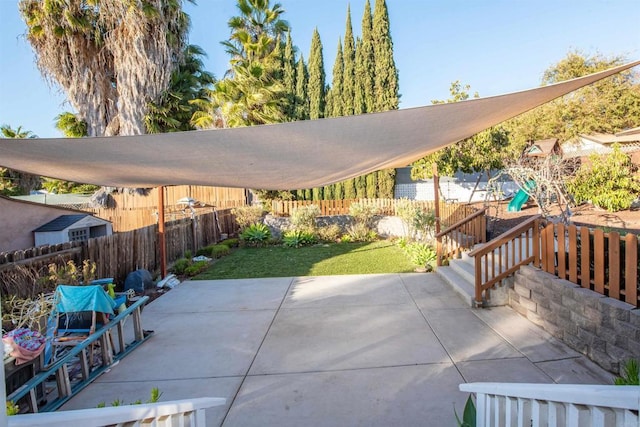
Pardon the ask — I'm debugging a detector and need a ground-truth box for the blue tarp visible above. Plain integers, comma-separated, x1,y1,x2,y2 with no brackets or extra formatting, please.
54,285,116,315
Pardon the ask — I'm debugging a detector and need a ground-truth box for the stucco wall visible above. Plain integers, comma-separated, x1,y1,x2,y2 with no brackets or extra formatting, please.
509,265,639,374
0,197,85,252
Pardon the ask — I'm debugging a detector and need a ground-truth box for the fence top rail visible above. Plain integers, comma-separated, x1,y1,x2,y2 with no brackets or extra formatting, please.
460,382,640,411
435,208,486,239
8,397,226,427
468,214,542,258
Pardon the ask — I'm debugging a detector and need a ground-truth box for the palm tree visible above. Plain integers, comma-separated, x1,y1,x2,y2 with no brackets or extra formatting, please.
0,125,41,195
19,0,192,136
193,0,289,128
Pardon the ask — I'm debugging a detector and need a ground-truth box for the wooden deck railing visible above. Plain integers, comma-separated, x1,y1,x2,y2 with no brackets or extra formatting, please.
435,208,487,266
538,222,639,307
467,215,541,306
8,397,226,427
460,382,640,427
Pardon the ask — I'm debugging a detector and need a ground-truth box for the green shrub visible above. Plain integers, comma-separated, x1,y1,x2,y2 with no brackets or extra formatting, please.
348,202,380,228
184,250,192,260
317,224,342,242
403,242,437,270
614,359,639,385
211,244,231,258
196,245,215,257
568,145,640,212
283,229,317,248
290,205,321,230
184,261,210,276
232,206,264,229
240,223,271,246
172,258,190,275
223,238,239,247
347,223,378,242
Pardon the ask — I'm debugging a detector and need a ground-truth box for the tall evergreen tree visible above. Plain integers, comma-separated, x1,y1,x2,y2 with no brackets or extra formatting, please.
294,55,309,120
359,0,376,113
365,173,377,198
342,6,356,116
308,28,325,119
282,32,297,120
329,39,344,117
372,0,399,112
354,37,366,115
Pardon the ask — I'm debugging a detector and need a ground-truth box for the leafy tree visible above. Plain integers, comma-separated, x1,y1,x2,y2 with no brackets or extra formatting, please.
507,51,640,152
568,144,640,212
342,6,356,116
0,125,40,195
55,112,87,137
411,82,509,181
372,0,399,112
308,28,325,119
20,0,191,136
146,45,214,133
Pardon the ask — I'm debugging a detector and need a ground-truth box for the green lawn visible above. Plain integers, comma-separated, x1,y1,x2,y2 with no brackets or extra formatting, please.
194,240,416,280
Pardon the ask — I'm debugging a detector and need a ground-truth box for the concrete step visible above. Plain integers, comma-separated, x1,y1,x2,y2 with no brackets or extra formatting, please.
435,264,476,307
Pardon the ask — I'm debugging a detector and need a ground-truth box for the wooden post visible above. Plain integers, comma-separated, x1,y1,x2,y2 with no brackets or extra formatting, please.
433,163,441,234
158,186,167,279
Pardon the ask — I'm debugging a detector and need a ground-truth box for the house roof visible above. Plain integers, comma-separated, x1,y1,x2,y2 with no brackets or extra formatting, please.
527,138,559,156
579,132,640,144
33,214,89,232
615,126,640,136
0,60,637,190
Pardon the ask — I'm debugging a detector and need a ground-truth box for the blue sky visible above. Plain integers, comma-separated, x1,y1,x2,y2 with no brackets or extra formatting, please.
1,0,639,138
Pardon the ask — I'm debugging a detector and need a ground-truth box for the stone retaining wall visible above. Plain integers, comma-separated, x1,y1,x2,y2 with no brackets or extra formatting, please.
509,265,640,374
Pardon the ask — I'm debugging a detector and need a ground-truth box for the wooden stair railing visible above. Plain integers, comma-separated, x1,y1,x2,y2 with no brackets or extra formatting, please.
436,208,487,266
468,215,542,306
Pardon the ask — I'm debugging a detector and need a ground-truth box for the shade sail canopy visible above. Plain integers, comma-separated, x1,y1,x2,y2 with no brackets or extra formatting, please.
1,61,638,190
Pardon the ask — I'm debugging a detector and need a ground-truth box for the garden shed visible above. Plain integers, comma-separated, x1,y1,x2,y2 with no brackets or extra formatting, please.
33,214,112,246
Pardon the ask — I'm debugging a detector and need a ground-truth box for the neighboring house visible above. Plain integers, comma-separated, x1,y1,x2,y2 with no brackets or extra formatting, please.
525,138,562,158
33,214,112,247
562,127,640,164
0,195,111,252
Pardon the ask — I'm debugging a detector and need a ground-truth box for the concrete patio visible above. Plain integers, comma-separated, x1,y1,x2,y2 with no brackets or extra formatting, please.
61,273,613,426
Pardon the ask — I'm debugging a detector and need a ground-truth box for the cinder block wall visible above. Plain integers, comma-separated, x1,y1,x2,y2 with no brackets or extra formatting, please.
509,265,640,374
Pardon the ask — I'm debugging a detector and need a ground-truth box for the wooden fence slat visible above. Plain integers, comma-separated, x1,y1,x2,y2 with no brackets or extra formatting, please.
568,225,578,283
624,234,638,305
580,226,591,289
557,224,566,280
609,232,621,300
593,229,605,295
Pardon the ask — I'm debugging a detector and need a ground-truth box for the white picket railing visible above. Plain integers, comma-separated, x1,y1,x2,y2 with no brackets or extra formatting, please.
7,397,226,427
460,383,640,427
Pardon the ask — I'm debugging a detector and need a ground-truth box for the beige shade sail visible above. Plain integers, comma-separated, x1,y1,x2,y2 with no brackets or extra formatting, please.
1,60,638,190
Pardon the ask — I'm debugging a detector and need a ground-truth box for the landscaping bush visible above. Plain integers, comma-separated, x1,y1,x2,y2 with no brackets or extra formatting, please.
211,244,231,258
348,202,379,228
290,205,321,230
402,242,437,271
317,224,342,242
223,238,239,248
347,222,378,242
283,229,317,248
172,258,190,275
240,223,271,246
196,245,215,257
184,261,210,276
232,206,264,230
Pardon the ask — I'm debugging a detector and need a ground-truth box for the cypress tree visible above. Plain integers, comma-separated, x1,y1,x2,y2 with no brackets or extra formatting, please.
344,178,357,199
312,186,323,201
283,32,297,120
360,0,375,113
354,37,366,115
377,169,396,198
355,176,366,199
323,184,334,200
304,188,312,200
308,28,325,119
365,172,377,198
334,181,345,200
342,6,356,116
372,0,399,112
295,54,309,120
330,39,344,117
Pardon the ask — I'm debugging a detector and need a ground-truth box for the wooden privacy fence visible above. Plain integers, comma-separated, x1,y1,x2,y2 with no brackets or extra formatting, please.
0,209,239,290
538,222,639,307
271,198,477,226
